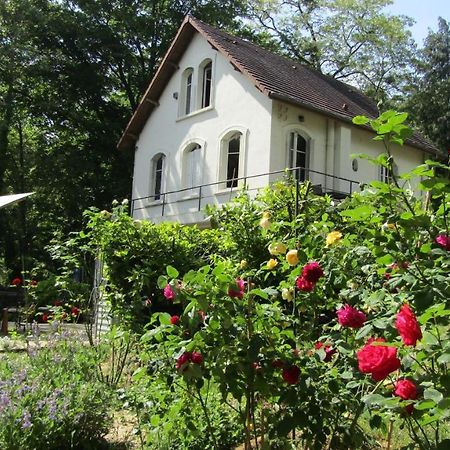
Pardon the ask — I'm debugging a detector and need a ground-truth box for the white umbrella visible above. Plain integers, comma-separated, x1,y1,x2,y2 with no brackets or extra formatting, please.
0,192,34,209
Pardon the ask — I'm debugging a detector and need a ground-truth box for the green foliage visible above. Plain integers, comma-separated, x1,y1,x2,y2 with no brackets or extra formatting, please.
0,335,112,450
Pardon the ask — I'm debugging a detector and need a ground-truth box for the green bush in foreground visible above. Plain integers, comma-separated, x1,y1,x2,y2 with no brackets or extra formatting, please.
0,334,112,450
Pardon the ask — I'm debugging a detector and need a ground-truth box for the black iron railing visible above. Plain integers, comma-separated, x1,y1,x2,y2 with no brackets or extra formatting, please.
131,166,360,218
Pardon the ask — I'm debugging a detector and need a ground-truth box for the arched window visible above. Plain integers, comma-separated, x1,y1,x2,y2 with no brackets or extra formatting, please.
185,144,202,189
379,160,398,183
226,133,241,188
151,153,165,200
288,131,309,181
181,68,194,116
201,62,212,108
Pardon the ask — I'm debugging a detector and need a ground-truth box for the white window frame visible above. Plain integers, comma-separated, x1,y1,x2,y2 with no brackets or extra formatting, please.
218,127,248,190
179,67,194,117
286,129,311,182
150,153,166,201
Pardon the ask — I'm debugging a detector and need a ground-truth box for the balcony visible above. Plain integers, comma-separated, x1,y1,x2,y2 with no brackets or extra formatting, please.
131,167,360,225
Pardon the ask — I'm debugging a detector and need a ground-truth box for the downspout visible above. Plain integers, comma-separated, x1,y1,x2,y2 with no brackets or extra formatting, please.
325,119,335,192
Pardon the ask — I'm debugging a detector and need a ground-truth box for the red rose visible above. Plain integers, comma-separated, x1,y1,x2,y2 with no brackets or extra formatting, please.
53,300,62,307
30,280,38,286
190,351,203,365
435,233,450,250
394,379,418,400
42,314,49,323
395,304,422,346
357,337,401,381
170,315,180,325
301,262,324,283
394,379,418,414
228,279,246,299
337,304,367,329
314,342,336,362
11,277,22,286
295,276,315,292
71,306,80,317
282,365,300,385
176,351,191,370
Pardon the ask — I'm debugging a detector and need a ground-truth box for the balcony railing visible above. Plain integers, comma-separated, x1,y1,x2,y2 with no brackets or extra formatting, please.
131,166,360,219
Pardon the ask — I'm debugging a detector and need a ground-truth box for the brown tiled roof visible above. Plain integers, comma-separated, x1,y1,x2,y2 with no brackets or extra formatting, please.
118,16,438,155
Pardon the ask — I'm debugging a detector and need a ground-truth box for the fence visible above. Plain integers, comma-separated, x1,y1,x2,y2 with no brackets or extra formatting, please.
131,166,360,220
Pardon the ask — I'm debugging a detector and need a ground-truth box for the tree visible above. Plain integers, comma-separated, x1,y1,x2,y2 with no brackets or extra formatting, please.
247,0,416,100
405,17,450,153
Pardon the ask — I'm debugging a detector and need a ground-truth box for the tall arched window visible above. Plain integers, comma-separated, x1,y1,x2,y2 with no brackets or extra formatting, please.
181,68,194,116
288,131,309,181
226,133,241,188
185,144,202,189
379,160,398,183
151,153,165,200
201,62,212,108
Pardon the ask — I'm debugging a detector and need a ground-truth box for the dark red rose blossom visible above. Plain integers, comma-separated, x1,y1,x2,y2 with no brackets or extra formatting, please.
53,300,62,307
314,342,336,362
228,279,246,299
357,338,401,381
11,277,22,286
301,262,324,283
42,314,49,323
252,361,262,371
190,351,203,365
395,304,422,346
30,280,38,286
295,276,315,292
176,352,191,370
71,306,80,316
336,304,367,329
282,365,300,385
170,315,180,325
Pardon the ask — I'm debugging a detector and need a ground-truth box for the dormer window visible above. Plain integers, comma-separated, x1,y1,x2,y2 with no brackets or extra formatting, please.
201,62,212,108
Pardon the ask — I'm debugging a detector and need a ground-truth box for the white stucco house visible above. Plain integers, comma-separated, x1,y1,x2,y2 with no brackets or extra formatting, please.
118,16,437,225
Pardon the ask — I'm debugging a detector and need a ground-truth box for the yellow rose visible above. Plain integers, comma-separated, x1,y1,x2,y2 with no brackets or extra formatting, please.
240,259,248,269
326,231,342,246
286,249,299,266
268,242,287,255
382,222,396,231
281,287,294,302
267,258,278,270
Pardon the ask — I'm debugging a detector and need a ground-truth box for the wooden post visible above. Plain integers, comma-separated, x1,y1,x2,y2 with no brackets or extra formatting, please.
1,308,8,335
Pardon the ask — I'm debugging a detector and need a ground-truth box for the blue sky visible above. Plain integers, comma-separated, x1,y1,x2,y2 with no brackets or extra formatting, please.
385,0,450,46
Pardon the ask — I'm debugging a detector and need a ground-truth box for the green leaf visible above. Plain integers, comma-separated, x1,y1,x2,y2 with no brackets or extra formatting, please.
414,400,436,411
166,265,179,278
390,112,408,125
352,115,369,125
340,205,376,221
437,353,450,364
424,388,443,404
157,275,168,289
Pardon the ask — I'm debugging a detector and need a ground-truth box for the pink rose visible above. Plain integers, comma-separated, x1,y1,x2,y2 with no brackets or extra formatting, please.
170,315,180,325
357,337,401,381
282,365,300,385
296,276,315,292
163,284,176,301
395,304,422,346
337,304,367,329
435,233,450,250
302,262,324,283
228,279,246,299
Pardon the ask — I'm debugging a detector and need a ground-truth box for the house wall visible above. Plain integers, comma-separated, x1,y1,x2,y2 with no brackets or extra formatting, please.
269,100,425,194
132,32,272,223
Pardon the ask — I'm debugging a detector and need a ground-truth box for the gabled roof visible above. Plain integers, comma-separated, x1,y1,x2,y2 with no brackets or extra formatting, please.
118,16,438,155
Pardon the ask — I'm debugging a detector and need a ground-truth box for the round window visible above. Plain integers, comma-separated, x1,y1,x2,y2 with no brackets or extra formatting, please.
352,159,358,172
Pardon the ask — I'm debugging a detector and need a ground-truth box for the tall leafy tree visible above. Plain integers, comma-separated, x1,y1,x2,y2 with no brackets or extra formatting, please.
405,17,449,153
247,0,416,99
